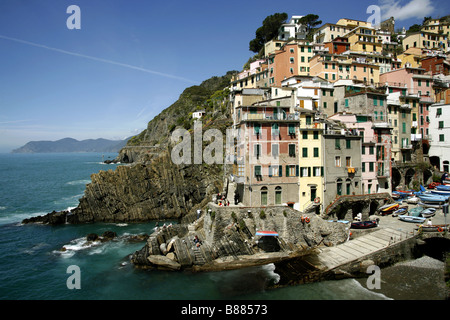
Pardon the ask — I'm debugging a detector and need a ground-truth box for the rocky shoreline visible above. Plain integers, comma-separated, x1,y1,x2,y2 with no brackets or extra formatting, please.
130,204,349,272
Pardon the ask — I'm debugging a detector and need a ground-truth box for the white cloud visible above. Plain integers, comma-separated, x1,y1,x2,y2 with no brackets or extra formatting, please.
379,0,436,21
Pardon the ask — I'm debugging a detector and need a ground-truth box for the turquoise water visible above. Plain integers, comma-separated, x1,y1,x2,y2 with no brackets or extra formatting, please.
0,153,392,301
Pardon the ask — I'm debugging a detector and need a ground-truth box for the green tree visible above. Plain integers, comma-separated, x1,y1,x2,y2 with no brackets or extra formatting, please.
407,24,422,33
249,13,288,53
298,14,322,40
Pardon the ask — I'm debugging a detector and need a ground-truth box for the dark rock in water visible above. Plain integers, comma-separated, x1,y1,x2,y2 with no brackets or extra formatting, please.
86,233,99,242
22,210,68,225
102,231,117,240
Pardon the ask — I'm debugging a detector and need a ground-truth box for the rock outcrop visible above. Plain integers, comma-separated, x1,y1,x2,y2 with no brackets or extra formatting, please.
131,204,350,272
23,150,224,224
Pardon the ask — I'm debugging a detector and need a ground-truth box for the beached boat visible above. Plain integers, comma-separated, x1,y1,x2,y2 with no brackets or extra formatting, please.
417,224,449,232
418,193,449,203
406,196,420,204
378,203,399,215
427,182,441,189
398,215,426,223
392,206,408,215
418,201,443,209
431,189,450,195
408,206,424,217
436,184,450,191
350,220,378,229
420,208,436,218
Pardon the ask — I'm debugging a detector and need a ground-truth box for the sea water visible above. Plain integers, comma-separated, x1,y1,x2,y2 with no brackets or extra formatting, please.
0,153,438,301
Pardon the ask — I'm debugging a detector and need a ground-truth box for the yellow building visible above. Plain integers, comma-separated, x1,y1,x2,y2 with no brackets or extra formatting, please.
402,32,448,51
298,110,325,212
345,26,383,54
397,47,423,68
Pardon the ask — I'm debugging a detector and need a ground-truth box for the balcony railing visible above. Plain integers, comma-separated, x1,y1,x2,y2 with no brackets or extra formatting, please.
241,113,299,121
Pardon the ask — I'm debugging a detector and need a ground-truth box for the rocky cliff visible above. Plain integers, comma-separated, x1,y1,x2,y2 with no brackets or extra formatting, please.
22,72,234,225
131,205,349,272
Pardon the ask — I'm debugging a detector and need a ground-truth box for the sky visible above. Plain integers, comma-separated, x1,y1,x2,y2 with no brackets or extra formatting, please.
0,0,449,152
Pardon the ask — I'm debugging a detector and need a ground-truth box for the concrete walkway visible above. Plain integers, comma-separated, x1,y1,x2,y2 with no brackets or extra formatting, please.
312,204,448,272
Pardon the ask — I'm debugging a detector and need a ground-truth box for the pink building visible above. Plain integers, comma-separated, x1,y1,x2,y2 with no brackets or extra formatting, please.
380,67,434,143
329,113,391,194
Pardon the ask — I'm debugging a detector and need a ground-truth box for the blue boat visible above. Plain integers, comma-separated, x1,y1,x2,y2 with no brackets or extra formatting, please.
398,215,426,223
436,184,450,191
431,189,450,195
418,193,449,203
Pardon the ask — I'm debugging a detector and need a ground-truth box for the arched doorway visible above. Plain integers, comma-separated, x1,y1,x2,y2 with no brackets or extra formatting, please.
336,178,343,196
430,156,440,171
405,168,415,188
392,167,401,190
261,187,268,206
275,186,282,205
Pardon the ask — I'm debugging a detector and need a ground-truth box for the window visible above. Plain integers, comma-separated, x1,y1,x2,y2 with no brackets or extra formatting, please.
254,123,261,135
313,131,319,139
346,139,351,149
437,108,442,116
313,147,319,157
369,162,374,172
335,156,341,167
302,147,308,157
440,134,445,142
306,116,312,125
275,186,282,204
402,122,406,133
254,144,261,159
313,167,323,176
369,146,374,154
272,144,279,157
261,187,267,205
254,165,262,177
302,131,308,139
362,146,365,154
272,123,279,135
286,165,298,177
345,99,349,107
288,124,296,136
269,165,280,177
362,162,365,172
439,121,444,129
335,139,341,149
289,144,296,157
373,97,377,106
290,57,294,64
300,167,309,177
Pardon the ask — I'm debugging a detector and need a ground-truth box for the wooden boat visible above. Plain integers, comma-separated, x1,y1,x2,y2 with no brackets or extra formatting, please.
431,189,450,195
417,224,449,232
436,184,450,191
379,203,399,215
421,208,436,218
399,215,426,223
406,196,420,204
408,206,424,217
418,193,449,203
418,201,443,209
392,206,408,215
427,182,441,189
351,220,378,229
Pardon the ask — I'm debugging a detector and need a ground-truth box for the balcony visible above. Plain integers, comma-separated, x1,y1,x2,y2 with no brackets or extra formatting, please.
241,113,299,122
401,143,413,150
411,133,422,141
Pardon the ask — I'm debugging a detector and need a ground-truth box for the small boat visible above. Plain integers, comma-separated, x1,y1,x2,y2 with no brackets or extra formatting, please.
431,189,450,195
418,193,449,203
417,224,449,232
392,206,408,216
406,196,420,204
351,220,378,229
399,215,426,223
327,220,350,224
420,208,436,218
378,203,400,215
408,206,424,217
436,184,450,191
418,201,443,209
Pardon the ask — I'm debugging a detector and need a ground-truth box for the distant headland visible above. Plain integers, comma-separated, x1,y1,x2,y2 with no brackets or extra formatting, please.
11,137,129,153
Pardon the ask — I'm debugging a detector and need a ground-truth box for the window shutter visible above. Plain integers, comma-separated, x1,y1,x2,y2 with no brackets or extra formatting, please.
308,167,311,177
268,166,273,177
279,165,282,177
296,165,299,177
286,165,290,177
